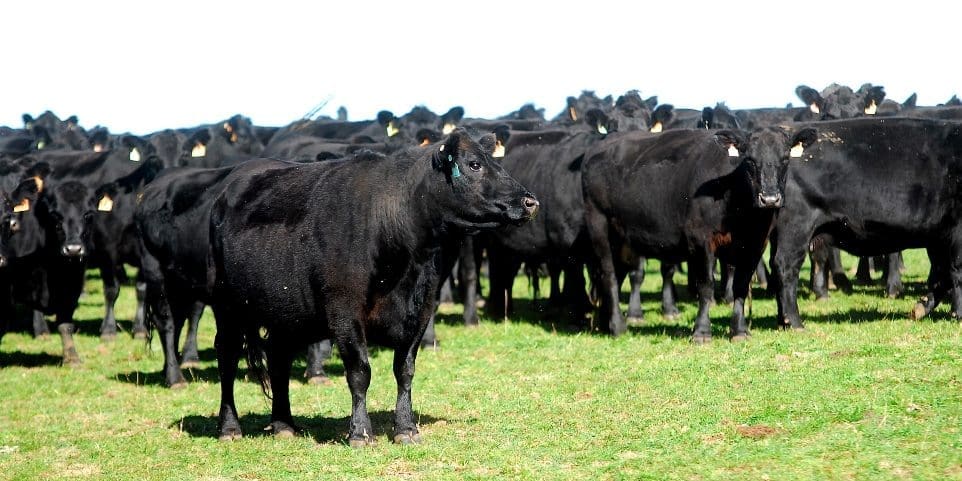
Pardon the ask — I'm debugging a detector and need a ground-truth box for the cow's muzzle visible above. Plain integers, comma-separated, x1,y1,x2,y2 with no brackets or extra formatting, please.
757,192,783,208
522,195,540,219
62,244,86,257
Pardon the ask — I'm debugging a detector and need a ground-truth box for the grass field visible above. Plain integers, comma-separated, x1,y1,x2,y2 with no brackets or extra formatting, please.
1,250,960,480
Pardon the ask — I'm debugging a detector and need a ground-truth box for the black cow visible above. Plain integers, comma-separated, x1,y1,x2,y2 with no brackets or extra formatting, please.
769,117,962,329
178,115,265,168
208,129,537,444
583,127,811,339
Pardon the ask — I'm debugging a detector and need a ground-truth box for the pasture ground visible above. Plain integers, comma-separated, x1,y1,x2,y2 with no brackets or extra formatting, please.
0,250,960,480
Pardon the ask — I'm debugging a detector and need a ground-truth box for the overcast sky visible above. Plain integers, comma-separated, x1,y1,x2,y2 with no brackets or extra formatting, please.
3,1,957,134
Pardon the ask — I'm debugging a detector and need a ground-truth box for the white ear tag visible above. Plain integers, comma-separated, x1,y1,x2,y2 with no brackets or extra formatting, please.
442,123,456,135
597,124,608,135
727,145,739,157
129,148,141,162
13,198,30,213
864,99,877,115
386,122,399,137
98,194,113,212
93,144,104,152
809,103,820,114
790,142,804,158
649,122,663,133
191,143,206,157
493,140,505,158
36,140,45,150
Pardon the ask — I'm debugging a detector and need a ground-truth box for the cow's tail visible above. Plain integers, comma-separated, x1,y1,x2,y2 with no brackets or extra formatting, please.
242,323,271,398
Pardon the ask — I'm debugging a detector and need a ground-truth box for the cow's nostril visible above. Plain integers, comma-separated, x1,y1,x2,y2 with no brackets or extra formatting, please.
522,195,540,216
62,244,84,256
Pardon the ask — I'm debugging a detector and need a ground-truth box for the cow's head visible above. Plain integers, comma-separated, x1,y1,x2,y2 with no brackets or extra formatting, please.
429,128,538,229
38,181,96,257
719,126,816,208
221,114,264,155
0,176,43,267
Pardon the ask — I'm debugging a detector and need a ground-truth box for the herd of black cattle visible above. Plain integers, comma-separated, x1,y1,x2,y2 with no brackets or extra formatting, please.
1,82,961,445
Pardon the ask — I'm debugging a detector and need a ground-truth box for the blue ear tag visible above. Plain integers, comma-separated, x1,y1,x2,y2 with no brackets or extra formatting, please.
448,154,461,178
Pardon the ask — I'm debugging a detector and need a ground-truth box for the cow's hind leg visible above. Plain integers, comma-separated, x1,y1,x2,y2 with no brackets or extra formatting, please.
179,301,205,368
305,339,333,385
911,247,949,320
337,330,375,447
32,310,49,339
661,262,680,319
100,265,120,341
884,252,903,298
626,258,645,323
690,248,715,343
214,324,244,441
266,341,297,437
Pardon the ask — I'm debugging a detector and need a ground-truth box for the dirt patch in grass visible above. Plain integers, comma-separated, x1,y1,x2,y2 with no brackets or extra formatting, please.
734,424,782,439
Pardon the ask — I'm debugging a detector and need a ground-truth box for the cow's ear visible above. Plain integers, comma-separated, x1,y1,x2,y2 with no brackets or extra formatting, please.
24,162,51,193
121,135,150,161
565,96,578,121
440,107,465,135
187,129,211,158
491,125,510,159
22,114,34,128
790,127,818,158
863,85,885,115
93,183,119,212
795,85,823,113
585,109,612,135
10,177,40,213
377,110,399,137
432,129,464,175
650,104,673,133
32,126,51,150
713,130,746,157
700,107,714,129
903,93,917,108
415,128,441,147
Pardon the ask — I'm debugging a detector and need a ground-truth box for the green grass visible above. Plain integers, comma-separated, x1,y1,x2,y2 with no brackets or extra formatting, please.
1,250,961,480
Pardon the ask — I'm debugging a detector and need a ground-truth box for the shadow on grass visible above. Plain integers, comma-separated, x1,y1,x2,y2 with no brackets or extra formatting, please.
0,350,63,368
173,410,451,444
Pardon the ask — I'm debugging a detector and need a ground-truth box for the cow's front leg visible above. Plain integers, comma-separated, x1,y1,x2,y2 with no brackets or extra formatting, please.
337,331,374,447
392,345,421,444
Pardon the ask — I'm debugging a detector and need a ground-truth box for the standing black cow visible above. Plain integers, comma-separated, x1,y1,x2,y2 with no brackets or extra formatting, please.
582,127,812,339
769,117,962,329
209,129,537,444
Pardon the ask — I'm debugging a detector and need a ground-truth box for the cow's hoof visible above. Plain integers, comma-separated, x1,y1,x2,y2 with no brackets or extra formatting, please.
626,316,644,326
268,422,297,439
692,333,711,344
348,436,376,448
307,375,334,386
757,282,768,290
100,332,117,342
910,303,927,321
180,360,201,369
393,431,422,445
218,427,242,442
662,308,680,320
420,339,440,351
730,333,750,343
63,350,82,367
132,330,148,340
169,381,188,390
37,333,50,341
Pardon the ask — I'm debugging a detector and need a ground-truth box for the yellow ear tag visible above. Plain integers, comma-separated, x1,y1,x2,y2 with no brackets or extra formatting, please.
13,198,29,213
191,143,206,157
568,106,577,121
728,145,739,157
129,147,141,162
809,103,820,114
36,140,45,150
230,132,238,143
93,144,104,152
32,176,43,193
790,142,804,158
649,122,663,133
597,123,608,135
386,122,399,137
442,123,456,135
98,194,113,212
493,140,505,158
864,99,877,115
223,122,233,134
419,138,431,146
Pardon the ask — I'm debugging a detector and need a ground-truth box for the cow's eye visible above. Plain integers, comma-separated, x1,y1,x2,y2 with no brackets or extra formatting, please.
468,161,482,172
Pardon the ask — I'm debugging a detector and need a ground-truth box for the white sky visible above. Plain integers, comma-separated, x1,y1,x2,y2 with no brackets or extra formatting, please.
2,1,957,134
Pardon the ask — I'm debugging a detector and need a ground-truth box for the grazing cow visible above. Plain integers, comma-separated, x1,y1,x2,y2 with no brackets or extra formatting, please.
583,127,811,339
209,129,537,444
769,117,962,329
